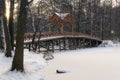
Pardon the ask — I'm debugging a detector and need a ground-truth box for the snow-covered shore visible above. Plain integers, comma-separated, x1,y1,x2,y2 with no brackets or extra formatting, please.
0,40,120,80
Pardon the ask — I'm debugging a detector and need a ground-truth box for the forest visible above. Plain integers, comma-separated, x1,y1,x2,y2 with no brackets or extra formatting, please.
26,0,120,40
0,0,120,72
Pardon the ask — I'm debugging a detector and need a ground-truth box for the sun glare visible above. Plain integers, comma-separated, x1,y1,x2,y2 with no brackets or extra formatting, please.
6,1,10,20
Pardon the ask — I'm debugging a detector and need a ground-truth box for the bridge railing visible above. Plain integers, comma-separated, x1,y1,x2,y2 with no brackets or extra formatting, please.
14,32,101,41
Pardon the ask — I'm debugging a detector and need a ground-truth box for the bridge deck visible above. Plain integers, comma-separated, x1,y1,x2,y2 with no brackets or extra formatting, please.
20,32,102,52
23,32,102,44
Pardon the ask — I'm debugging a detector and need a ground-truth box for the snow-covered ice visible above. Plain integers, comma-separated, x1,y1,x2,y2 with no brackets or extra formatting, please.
40,47,120,80
0,40,120,80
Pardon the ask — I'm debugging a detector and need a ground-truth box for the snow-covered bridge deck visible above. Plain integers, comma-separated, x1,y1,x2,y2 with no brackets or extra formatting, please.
23,32,101,43
21,32,102,52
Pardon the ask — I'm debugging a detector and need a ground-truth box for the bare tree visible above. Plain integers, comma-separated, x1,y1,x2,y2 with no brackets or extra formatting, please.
8,0,15,50
0,0,4,51
11,0,33,72
2,0,12,57
116,0,120,4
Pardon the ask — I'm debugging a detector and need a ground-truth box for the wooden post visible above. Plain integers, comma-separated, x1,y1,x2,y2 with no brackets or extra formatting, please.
61,24,64,34
51,40,54,53
68,39,71,50
72,38,74,49
63,38,66,50
86,39,90,47
89,40,92,47
46,41,49,52
70,38,74,50
28,43,31,51
76,38,79,49
74,38,77,49
58,39,61,51
82,39,85,48
78,39,81,49
72,38,76,49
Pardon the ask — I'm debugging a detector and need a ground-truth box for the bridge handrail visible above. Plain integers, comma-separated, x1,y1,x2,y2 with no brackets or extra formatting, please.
14,32,101,41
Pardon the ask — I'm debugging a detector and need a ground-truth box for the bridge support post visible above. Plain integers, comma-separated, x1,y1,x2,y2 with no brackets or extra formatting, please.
46,41,50,52
63,38,67,50
76,38,79,49
78,39,82,49
28,43,31,51
89,40,92,47
51,40,54,53
72,38,75,50
91,40,96,47
68,38,72,50
81,39,85,48
58,39,62,51
87,40,92,47
74,38,77,49
72,39,75,49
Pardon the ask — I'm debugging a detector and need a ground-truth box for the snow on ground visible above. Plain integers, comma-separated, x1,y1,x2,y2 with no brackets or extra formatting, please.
0,40,120,80
0,50,47,80
99,40,120,47
40,47,120,80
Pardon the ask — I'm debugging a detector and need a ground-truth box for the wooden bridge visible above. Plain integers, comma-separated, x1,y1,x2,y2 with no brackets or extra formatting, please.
21,32,102,52
19,12,102,53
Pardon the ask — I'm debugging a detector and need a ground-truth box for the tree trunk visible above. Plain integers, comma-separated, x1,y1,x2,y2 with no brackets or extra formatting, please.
0,0,4,50
2,0,12,57
11,0,28,72
8,0,15,50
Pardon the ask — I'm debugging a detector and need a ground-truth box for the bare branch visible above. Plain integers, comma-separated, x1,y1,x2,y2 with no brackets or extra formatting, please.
116,0,120,4
27,0,34,6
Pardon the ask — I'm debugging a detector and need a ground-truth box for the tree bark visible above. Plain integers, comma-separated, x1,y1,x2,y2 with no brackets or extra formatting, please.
2,0,12,57
11,0,28,72
8,0,15,50
0,0,4,50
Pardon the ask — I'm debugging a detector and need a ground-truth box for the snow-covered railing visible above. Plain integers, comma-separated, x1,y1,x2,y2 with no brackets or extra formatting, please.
20,32,101,42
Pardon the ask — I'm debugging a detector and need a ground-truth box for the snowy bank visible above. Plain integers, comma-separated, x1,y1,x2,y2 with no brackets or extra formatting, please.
40,47,120,80
0,49,47,80
0,43,120,80
99,40,120,47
